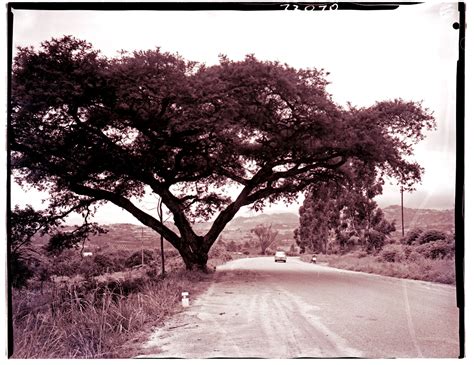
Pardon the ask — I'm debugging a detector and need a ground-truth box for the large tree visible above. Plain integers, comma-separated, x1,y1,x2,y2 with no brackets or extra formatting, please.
295,169,396,254
251,224,279,255
10,36,435,271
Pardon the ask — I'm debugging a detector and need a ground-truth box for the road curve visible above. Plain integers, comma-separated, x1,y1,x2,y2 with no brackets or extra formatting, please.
141,257,460,358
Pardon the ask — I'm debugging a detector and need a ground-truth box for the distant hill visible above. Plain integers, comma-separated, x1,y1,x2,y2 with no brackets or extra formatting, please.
65,206,454,252
382,205,455,240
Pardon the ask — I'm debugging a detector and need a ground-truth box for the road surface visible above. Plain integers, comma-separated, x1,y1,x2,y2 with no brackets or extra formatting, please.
141,257,460,358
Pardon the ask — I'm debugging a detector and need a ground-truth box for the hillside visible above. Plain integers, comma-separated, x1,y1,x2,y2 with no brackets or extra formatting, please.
382,205,455,240
56,206,454,252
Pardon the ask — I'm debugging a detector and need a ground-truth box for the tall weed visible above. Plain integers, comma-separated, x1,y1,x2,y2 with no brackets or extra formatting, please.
12,270,213,358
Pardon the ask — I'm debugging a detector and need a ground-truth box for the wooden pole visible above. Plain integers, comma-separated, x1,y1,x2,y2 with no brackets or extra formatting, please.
158,198,166,278
401,187,405,237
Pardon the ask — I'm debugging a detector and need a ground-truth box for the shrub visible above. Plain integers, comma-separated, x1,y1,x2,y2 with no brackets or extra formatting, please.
107,250,129,271
366,230,387,252
51,250,82,277
125,249,155,268
209,243,232,262
288,244,298,256
415,240,454,259
355,249,368,258
379,244,405,263
401,228,424,245
225,240,238,252
406,250,424,262
418,230,447,245
347,236,360,248
92,254,115,274
10,251,36,289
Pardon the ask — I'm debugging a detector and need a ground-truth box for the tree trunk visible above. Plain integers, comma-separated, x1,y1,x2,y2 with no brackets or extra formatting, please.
179,238,211,272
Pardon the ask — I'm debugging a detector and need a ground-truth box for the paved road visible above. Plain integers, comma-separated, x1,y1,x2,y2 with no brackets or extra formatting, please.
141,257,460,358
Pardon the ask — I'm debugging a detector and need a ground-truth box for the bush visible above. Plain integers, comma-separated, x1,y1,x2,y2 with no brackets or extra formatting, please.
415,240,454,259
406,250,424,262
288,244,298,256
225,240,239,252
107,250,129,271
401,228,424,245
347,236,360,248
379,244,405,263
417,230,447,245
366,230,387,252
355,249,368,258
209,243,232,261
51,250,82,277
10,251,36,289
92,254,115,274
125,249,155,268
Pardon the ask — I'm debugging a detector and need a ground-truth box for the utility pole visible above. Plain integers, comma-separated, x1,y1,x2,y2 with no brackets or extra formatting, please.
400,187,405,237
157,198,166,278
141,226,144,266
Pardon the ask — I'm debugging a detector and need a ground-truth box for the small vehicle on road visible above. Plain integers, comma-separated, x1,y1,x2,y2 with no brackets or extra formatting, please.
311,255,317,264
274,250,287,263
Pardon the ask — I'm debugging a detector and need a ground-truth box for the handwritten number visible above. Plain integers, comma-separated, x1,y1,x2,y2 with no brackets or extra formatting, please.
281,3,338,11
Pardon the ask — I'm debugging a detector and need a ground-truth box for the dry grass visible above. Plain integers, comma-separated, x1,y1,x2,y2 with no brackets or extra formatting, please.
303,252,456,285
11,267,215,358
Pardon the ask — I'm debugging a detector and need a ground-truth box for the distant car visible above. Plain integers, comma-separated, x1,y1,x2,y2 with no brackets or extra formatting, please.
274,250,287,263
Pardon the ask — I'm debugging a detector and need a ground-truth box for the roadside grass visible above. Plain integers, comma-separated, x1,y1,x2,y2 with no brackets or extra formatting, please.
302,252,455,285
11,249,232,359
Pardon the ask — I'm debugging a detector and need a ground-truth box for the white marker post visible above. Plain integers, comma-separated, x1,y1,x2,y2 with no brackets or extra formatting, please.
181,292,189,307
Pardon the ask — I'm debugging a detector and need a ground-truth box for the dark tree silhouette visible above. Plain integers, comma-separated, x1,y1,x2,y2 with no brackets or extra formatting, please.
11,36,435,271
9,204,105,287
295,168,396,254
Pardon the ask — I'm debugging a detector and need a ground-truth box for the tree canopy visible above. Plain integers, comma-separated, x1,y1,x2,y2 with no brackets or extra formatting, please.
295,166,397,254
10,36,435,270
251,224,279,255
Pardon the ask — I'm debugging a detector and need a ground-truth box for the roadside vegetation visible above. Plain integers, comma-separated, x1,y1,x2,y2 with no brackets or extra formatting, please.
10,237,235,359
301,229,455,285
294,181,456,285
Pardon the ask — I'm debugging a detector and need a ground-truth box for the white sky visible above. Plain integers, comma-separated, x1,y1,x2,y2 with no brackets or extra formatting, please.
7,2,460,225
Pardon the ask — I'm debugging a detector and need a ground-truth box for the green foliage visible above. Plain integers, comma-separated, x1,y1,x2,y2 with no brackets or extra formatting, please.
11,36,435,271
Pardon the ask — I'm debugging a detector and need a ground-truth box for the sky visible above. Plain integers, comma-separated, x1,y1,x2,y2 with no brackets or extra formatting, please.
7,1,460,224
